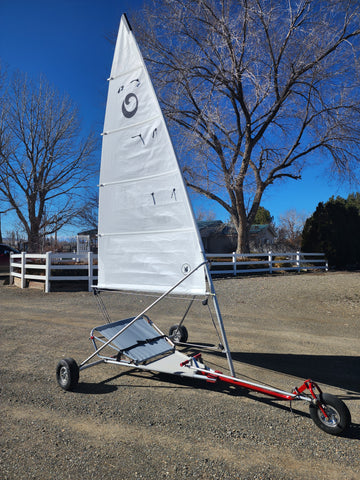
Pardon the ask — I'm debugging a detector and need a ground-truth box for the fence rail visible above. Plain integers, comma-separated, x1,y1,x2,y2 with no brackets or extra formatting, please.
10,250,327,293
206,251,328,276
10,252,98,293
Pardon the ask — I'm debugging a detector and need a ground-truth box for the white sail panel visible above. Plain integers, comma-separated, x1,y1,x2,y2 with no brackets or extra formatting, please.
100,118,177,186
98,15,206,294
103,68,161,135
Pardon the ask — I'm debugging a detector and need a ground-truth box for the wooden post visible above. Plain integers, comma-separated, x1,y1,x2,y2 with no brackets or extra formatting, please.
21,251,26,288
9,252,14,284
88,251,93,292
268,251,273,274
45,252,51,293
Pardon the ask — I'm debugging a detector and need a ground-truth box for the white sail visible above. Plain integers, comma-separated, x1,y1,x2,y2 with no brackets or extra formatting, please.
97,15,206,295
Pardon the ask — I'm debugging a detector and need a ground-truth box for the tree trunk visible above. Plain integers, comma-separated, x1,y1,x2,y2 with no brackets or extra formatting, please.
232,212,250,253
28,230,41,253
236,225,250,253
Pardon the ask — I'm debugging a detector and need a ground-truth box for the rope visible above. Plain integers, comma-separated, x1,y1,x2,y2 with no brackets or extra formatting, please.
93,288,112,324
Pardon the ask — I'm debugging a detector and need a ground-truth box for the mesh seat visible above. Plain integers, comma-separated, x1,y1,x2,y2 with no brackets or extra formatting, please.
94,316,174,363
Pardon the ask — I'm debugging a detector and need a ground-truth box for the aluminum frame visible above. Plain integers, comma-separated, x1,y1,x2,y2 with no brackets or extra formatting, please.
77,262,325,412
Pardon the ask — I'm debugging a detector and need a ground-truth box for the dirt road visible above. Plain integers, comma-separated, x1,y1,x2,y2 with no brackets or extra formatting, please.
1,272,359,479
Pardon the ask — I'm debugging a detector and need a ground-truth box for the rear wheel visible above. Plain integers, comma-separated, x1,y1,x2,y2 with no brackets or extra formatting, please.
309,393,351,435
56,358,79,391
169,324,188,343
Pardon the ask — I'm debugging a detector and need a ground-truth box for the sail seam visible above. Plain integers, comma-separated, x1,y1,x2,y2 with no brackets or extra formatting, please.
100,168,179,187
108,65,143,81
102,114,162,136
98,227,195,237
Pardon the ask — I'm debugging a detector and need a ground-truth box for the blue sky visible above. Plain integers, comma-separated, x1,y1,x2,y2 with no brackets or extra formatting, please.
0,0,357,236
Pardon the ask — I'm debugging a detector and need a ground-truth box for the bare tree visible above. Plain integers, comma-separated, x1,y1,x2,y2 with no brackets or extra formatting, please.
276,209,307,250
75,190,98,231
195,206,216,221
0,72,98,252
134,0,360,252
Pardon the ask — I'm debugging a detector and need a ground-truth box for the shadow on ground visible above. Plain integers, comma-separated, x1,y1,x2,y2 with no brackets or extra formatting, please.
74,365,360,440
225,351,360,395
180,344,360,395
0,273,9,285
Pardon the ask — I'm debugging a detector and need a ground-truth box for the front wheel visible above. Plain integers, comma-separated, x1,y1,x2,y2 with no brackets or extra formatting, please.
169,324,188,343
56,358,79,391
309,393,351,435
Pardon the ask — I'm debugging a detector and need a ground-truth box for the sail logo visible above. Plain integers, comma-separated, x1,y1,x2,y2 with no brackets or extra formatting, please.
122,93,138,118
182,264,191,275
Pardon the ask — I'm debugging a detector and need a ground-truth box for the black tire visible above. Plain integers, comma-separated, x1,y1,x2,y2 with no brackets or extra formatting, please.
56,358,79,391
309,393,351,435
169,324,188,343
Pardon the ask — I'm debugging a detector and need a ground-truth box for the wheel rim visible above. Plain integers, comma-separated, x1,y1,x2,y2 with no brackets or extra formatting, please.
59,366,69,385
173,330,181,342
317,405,340,428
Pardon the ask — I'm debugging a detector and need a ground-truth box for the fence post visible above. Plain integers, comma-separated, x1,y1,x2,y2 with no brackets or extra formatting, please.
45,252,51,293
232,252,237,276
296,251,301,272
21,251,26,288
88,251,93,291
268,251,273,274
9,252,14,284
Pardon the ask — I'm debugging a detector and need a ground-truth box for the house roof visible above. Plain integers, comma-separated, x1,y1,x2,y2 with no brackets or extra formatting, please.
250,224,276,236
198,221,276,238
78,229,97,236
197,220,223,230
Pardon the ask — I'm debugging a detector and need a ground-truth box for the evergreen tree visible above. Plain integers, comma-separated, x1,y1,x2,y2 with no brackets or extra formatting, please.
302,196,360,268
254,207,274,225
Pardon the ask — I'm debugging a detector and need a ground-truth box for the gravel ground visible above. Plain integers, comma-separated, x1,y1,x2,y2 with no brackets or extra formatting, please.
1,271,359,480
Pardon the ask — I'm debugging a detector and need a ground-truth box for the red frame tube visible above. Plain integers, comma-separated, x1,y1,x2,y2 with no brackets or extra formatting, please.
194,366,327,411
216,373,296,400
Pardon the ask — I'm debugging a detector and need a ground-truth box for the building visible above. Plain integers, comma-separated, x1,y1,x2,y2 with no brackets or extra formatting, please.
198,221,276,253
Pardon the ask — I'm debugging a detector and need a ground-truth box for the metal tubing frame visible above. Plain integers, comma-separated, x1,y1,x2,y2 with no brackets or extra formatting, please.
204,264,235,376
207,370,310,401
82,261,235,377
79,348,315,405
80,261,208,368
79,261,322,406
181,359,317,403
101,357,218,382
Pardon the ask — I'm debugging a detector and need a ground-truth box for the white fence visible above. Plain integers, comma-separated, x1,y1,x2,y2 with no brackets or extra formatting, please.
9,250,327,293
206,251,328,276
10,252,98,293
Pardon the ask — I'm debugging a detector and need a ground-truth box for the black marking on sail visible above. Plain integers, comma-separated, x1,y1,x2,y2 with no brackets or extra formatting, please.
131,133,144,145
122,93,138,118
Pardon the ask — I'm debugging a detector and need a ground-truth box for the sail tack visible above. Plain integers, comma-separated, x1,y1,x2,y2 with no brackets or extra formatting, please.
97,15,206,295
